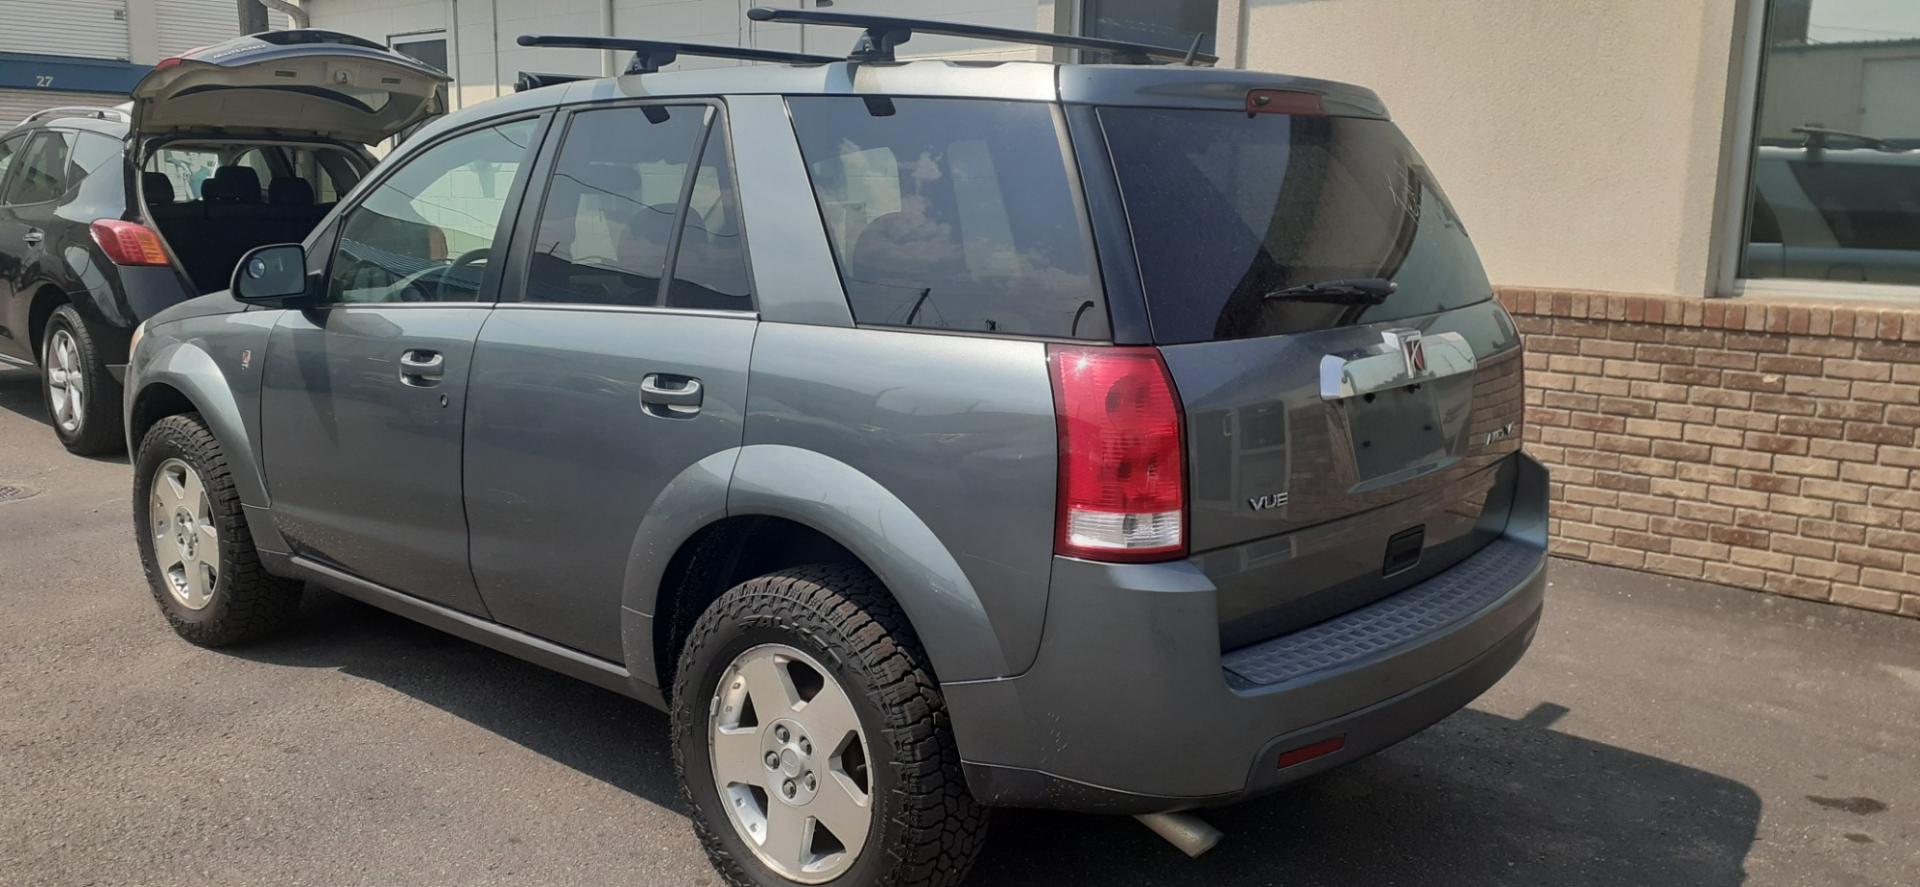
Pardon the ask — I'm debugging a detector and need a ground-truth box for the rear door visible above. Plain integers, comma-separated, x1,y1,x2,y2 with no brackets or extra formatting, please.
1091,104,1526,648
258,115,544,614
463,101,756,660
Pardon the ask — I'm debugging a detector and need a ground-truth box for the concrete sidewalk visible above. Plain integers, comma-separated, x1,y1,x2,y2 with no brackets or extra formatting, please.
0,366,1915,886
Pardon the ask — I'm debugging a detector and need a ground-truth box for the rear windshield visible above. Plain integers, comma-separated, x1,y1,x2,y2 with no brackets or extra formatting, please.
788,97,1107,340
1099,108,1492,344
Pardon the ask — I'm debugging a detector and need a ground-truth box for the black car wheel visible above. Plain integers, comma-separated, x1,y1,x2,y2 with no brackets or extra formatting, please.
134,413,303,646
41,304,125,455
672,564,988,887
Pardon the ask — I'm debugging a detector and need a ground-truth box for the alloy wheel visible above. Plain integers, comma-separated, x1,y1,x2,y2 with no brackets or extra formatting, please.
45,329,84,434
709,643,873,883
149,457,218,610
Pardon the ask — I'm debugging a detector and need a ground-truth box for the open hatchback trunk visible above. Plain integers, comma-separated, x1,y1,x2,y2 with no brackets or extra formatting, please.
129,31,449,295
132,30,449,144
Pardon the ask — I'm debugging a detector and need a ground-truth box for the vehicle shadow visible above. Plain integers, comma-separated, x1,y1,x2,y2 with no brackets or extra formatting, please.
0,367,131,464
234,590,1759,887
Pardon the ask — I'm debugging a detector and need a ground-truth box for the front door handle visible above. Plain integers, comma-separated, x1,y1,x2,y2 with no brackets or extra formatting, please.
398,349,445,387
640,373,702,417
22,229,43,245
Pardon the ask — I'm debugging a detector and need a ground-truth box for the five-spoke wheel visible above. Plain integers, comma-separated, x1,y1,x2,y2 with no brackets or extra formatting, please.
710,644,873,883
148,457,219,610
45,327,84,435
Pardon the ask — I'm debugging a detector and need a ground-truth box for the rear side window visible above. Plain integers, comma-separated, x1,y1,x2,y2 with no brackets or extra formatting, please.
787,97,1106,340
524,104,750,309
1099,108,1493,344
4,132,72,204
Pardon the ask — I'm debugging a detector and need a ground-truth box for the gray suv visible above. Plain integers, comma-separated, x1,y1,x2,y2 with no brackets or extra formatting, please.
124,9,1547,886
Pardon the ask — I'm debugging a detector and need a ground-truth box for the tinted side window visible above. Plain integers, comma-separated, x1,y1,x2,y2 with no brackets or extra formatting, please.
667,120,751,309
327,118,539,304
787,97,1106,339
70,133,121,179
4,132,73,204
525,105,706,307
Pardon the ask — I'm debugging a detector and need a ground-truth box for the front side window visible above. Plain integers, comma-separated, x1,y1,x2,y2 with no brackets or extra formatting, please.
327,118,538,304
788,97,1106,339
1741,0,1920,286
4,132,73,205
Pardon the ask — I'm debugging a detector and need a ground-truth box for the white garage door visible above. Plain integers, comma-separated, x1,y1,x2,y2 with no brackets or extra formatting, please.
0,88,126,131
154,0,289,58
1862,58,1920,139
0,0,131,60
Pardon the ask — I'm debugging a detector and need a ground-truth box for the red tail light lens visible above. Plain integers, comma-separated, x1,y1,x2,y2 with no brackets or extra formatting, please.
90,220,169,266
1048,345,1186,562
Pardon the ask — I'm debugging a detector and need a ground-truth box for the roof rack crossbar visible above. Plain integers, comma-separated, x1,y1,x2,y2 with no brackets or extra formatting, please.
744,6,1215,66
516,35,839,74
19,106,131,126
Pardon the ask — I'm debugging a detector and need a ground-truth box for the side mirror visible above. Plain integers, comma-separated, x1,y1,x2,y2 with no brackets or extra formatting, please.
232,244,311,306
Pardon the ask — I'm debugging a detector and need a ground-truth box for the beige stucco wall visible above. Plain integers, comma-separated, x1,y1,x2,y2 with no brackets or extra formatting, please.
1232,0,1752,298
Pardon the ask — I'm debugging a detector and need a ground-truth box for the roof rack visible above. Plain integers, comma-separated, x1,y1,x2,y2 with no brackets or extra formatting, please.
515,35,838,75
744,6,1215,66
19,106,132,127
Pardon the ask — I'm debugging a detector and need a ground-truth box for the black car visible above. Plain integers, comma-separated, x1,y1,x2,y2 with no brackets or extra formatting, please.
0,30,445,454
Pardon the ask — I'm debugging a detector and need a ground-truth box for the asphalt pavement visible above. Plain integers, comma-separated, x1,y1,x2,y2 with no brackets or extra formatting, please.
1,364,1916,886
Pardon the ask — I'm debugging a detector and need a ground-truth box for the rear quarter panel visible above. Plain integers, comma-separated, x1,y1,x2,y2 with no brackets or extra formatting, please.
736,323,1059,681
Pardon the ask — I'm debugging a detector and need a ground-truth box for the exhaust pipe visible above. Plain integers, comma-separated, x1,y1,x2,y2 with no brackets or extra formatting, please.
1134,811,1224,858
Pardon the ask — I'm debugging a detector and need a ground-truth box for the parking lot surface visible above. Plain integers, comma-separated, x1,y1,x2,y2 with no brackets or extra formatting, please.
1,365,1916,886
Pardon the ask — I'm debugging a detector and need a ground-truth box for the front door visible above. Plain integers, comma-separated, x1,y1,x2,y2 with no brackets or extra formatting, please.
259,116,544,614
464,103,756,659
0,132,57,363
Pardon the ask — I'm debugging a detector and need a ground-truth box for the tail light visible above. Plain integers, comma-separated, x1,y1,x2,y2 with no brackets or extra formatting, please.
1048,345,1186,562
90,220,169,266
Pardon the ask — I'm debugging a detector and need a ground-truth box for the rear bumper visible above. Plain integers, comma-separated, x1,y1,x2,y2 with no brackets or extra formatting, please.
945,453,1550,813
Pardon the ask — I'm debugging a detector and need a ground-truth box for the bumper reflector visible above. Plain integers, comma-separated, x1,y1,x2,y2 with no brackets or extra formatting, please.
1277,736,1346,769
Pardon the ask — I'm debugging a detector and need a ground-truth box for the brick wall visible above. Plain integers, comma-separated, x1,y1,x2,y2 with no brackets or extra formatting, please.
1501,288,1920,620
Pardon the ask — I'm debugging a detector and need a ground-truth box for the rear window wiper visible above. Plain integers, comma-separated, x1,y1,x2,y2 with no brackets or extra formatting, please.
1262,278,1398,305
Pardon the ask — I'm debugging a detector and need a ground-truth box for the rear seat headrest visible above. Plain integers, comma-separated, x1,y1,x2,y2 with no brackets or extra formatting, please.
268,178,316,207
142,172,176,205
207,166,262,203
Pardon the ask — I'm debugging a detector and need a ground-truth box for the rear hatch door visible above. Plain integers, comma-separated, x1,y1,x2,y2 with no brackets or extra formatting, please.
1094,97,1528,648
131,30,449,145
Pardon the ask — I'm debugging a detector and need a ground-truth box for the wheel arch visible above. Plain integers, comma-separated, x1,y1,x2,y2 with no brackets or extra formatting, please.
628,444,1011,700
125,343,274,539
26,285,69,362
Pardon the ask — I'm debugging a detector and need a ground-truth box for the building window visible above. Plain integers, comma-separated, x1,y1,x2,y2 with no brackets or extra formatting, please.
1082,0,1217,56
390,32,449,75
1741,0,1920,287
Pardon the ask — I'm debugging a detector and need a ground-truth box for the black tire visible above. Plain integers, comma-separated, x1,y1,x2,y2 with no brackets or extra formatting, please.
672,564,989,887
133,413,302,646
40,303,125,455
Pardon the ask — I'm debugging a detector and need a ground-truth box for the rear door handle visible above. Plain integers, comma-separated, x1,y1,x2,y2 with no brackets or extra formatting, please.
398,349,445,387
22,229,42,245
640,374,702,417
